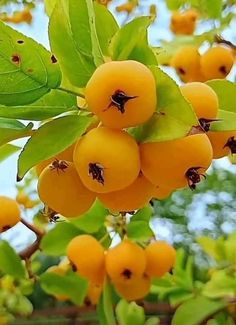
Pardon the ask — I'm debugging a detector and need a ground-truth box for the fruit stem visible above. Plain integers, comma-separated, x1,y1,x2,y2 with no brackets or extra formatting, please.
58,86,85,99
214,34,236,50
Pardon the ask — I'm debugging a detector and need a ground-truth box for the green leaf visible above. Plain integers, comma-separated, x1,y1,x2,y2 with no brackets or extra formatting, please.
202,0,222,19
69,0,104,67
94,2,119,56
0,144,20,163
0,118,33,147
49,0,104,88
111,17,152,61
197,237,220,261
40,223,82,256
130,67,197,143
71,200,108,233
0,89,76,121
131,205,153,222
128,43,157,66
44,0,57,16
17,114,92,180
145,317,160,325
203,270,236,299
0,21,61,106
172,296,226,325
103,280,116,325
40,271,88,305
0,241,26,279
166,0,183,10
127,221,154,241
169,291,194,306
207,80,236,131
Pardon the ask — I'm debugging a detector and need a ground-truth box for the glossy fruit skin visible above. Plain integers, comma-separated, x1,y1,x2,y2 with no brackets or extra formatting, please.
35,143,75,176
140,134,213,189
37,161,96,218
105,239,146,284
201,47,234,80
152,186,173,200
114,273,151,301
145,241,176,277
170,10,198,35
180,82,219,119
85,60,156,129
86,281,103,305
0,196,21,233
73,127,140,193
67,235,105,283
98,173,155,212
207,131,236,159
171,46,205,83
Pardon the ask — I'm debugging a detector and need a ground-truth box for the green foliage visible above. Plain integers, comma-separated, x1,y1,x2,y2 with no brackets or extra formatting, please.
127,220,154,242
0,118,33,147
208,80,236,131
40,223,82,256
110,16,157,65
0,144,20,163
172,296,226,325
71,200,108,233
130,66,197,142
94,2,119,57
0,21,61,106
116,299,146,325
0,90,77,121
40,271,88,305
17,114,92,180
0,241,26,279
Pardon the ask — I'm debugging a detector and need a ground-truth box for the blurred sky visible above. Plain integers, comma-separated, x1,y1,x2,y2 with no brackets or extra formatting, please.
0,0,236,248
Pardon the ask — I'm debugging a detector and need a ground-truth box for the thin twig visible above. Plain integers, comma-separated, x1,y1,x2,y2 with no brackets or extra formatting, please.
214,34,236,50
19,218,45,260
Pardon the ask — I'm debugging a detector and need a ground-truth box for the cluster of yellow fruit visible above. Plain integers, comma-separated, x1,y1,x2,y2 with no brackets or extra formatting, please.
0,8,32,25
171,45,234,83
170,9,198,35
35,60,236,220
67,235,176,302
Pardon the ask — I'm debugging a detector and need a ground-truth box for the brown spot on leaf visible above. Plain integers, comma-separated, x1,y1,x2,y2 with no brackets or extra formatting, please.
27,68,33,73
17,40,24,44
12,54,20,64
51,55,57,63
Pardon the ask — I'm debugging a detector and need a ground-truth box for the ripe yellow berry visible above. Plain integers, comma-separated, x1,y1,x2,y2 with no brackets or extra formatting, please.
105,239,146,284
145,241,176,277
152,186,173,200
0,196,21,233
86,281,103,305
98,173,155,212
140,134,213,189
114,273,151,301
207,131,236,159
85,60,156,129
67,235,105,283
171,46,205,83
170,9,198,35
37,161,96,218
73,127,140,193
180,82,219,120
201,46,234,80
